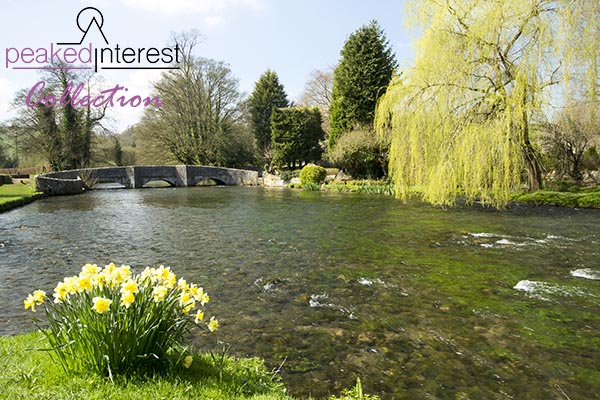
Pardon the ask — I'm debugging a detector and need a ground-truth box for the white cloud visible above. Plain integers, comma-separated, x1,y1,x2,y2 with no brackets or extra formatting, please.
107,69,164,132
203,15,224,29
0,78,18,122
122,0,265,16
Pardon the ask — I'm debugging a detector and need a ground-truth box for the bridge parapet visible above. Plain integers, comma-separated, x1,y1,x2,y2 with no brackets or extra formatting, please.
35,165,259,195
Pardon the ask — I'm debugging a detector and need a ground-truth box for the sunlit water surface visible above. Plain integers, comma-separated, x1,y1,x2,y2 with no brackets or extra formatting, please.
1,187,599,399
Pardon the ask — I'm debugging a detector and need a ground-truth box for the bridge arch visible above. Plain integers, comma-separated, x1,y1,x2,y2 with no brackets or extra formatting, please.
35,165,258,196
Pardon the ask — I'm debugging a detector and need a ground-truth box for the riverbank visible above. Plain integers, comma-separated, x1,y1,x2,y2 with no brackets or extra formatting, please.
511,185,600,208
321,180,600,209
0,332,370,399
0,183,43,213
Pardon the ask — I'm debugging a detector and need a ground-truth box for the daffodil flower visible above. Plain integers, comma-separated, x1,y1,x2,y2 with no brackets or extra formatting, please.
207,316,219,332
121,291,135,308
194,310,204,323
152,285,169,302
24,294,36,312
92,297,112,314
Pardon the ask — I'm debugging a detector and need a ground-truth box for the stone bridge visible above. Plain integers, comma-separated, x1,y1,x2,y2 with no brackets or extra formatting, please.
35,165,259,195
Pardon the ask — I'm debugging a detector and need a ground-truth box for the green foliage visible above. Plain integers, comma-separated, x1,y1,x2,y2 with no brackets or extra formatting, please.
329,378,380,400
325,180,394,195
279,169,301,182
25,263,218,377
512,188,600,209
112,137,123,167
583,146,600,171
299,165,327,187
249,70,290,157
271,107,324,169
301,182,321,191
141,56,248,166
0,332,290,400
376,0,600,207
11,64,105,171
0,136,16,168
329,20,397,151
330,126,386,179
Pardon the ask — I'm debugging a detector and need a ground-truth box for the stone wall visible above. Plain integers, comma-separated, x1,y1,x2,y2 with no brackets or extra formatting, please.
34,165,259,195
35,175,84,195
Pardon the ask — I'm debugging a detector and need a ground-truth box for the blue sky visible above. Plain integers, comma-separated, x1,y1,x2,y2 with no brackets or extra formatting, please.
0,0,414,131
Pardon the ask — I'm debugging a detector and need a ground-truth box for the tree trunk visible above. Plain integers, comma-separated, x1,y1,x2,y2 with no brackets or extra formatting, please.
524,144,542,191
520,101,542,192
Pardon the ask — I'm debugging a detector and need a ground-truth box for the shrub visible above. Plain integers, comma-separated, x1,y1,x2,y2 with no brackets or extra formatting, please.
299,165,327,186
24,263,218,377
583,145,600,171
279,169,301,182
329,126,387,179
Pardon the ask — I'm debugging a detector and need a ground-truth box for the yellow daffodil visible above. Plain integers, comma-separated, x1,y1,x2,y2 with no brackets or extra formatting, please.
92,297,112,314
32,290,46,304
141,267,157,283
200,292,210,306
80,263,100,277
183,300,195,315
177,278,188,290
121,291,135,308
183,355,193,368
164,272,177,289
78,276,93,292
188,284,201,299
207,316,219,332
63,276,80,294
194,310,204,323
53,282,69,303
24,294,36,312
179,292,191,306
152,285,169,302
121,280,139,294
156,265,170,280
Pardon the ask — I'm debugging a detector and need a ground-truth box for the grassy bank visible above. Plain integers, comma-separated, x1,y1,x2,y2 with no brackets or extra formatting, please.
320,179,600,209
0,183,42,213
323,180,394,195
511,185,600,208
0,332,374,400
0,332,290,400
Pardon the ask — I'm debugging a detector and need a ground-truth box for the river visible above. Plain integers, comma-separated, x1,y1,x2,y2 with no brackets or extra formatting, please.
1,187,599,399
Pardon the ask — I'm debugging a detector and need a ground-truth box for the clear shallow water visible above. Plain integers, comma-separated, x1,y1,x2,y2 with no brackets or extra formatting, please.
1,187,599,399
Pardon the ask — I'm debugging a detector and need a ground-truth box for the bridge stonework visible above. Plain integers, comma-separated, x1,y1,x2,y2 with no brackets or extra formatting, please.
35,165,259,196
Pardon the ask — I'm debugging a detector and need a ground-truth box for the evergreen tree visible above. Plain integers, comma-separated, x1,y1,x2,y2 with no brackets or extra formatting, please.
329,20,397,151
248,70,289,159
271,107,324,169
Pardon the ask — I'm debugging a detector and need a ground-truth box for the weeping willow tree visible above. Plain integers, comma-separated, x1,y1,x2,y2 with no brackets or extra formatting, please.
376,0,599,207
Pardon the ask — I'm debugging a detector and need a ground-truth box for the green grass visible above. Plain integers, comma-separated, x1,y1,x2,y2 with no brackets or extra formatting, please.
324,181,394,195
0,332,291,400
512,185,600,208
0,184,42,213
0,332,376,400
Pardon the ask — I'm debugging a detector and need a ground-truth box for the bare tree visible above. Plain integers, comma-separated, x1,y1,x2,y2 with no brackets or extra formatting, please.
138,31,254,166
299,68,334,131
542,104,600,181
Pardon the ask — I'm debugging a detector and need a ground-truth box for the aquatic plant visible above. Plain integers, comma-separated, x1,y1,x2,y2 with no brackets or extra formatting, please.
24,263,218,377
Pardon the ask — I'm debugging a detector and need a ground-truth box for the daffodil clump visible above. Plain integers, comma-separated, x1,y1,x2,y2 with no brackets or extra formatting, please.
24,263,218,376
